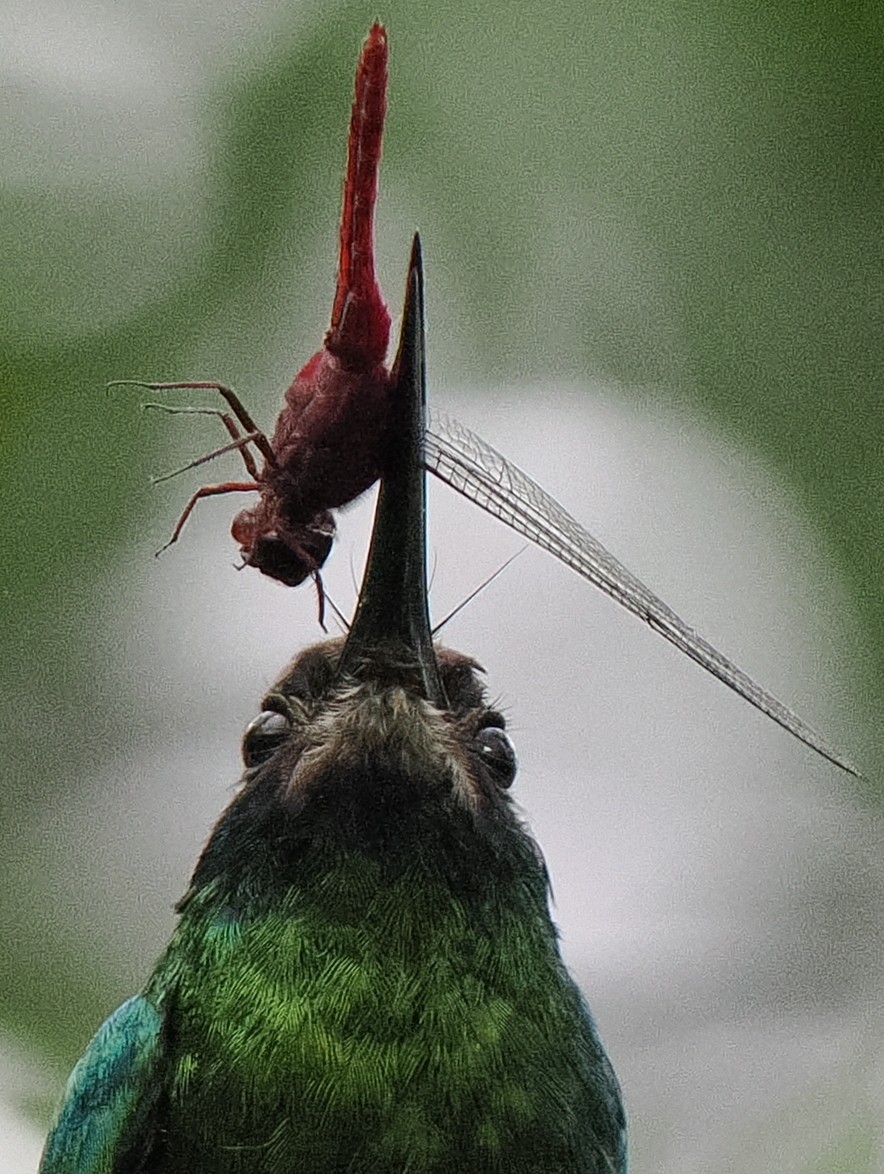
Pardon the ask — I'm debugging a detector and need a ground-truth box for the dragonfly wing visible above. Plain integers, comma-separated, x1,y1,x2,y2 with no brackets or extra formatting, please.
425,409,857,776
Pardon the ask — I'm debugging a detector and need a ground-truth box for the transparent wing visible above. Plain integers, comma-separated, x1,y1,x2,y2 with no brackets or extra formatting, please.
425,408,857,776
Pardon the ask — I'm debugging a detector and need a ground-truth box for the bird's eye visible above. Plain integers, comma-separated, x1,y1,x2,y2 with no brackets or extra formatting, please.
475,726,518,788
242,710,291,768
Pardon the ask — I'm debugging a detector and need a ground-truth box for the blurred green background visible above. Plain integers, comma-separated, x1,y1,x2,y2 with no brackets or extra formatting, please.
3,0,882,1170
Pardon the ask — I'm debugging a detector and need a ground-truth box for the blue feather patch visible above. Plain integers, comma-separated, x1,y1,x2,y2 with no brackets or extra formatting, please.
39,995,163,1174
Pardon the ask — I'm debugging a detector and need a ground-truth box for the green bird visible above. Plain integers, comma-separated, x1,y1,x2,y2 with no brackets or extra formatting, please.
39,237,626,1173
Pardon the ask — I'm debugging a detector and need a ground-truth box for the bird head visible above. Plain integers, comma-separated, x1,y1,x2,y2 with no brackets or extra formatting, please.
188,236,538,897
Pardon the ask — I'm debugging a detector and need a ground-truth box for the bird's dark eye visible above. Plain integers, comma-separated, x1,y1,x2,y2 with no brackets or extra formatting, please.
242,710,291,768
475,726,518,788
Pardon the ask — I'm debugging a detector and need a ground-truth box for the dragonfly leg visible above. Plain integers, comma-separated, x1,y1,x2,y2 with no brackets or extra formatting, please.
151,433,268,485
110,380,277,466
143,404,262,480
157,481,259,557
311,569,327,631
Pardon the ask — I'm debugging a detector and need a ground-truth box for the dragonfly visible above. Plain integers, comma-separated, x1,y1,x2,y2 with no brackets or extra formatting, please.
113,25,857,778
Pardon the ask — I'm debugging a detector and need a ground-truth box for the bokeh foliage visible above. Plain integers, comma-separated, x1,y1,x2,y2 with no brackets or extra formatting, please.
2,0,881,1165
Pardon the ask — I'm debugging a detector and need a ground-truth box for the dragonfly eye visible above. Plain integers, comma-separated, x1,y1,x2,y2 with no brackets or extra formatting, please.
242,535,327,588
242,710,291,767
474,726,518,789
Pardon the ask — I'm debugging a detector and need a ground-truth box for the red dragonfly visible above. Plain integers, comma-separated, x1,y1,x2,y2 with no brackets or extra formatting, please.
114,24,393,590
113,25,856,777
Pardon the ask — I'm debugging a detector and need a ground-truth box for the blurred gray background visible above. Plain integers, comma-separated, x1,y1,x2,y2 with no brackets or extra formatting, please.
2,2,882,1171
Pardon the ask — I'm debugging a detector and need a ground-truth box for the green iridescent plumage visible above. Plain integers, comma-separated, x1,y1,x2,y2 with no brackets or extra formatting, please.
41,649,624,1173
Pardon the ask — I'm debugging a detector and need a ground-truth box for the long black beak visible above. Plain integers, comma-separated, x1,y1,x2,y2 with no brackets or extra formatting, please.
337,234,446,707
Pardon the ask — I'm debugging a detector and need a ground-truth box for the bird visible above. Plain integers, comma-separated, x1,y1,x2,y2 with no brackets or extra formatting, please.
39,236,626,1173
